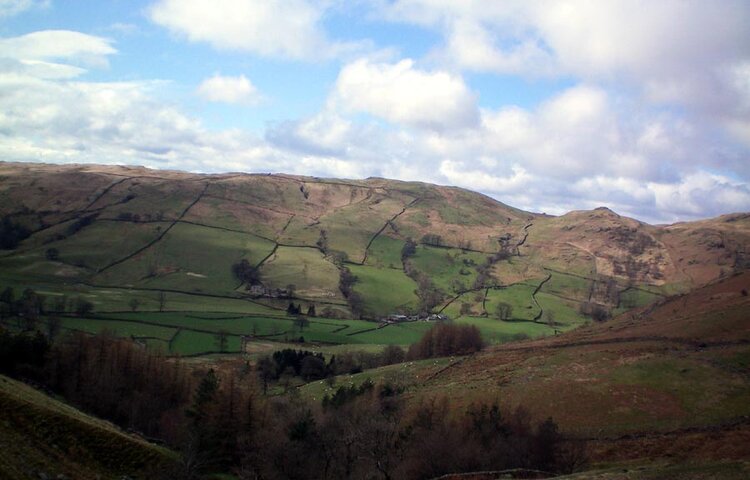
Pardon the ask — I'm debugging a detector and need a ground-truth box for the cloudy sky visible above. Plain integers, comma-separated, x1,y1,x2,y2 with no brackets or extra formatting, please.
1,0,749,223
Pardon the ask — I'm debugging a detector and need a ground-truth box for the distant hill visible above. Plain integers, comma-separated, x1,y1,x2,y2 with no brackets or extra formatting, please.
1,161,748,328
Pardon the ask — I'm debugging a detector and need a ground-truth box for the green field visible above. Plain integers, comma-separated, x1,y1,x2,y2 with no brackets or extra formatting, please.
484,281,542,321
455,315,554,342
410,245,486,293
0,167,701,361
347,264,419,316
48,310,428,355
260,246,344,300
365,234,405,269
97,222,276,293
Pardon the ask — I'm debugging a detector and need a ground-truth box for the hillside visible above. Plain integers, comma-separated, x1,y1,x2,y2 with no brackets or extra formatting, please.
301,271,750,472
0,374,172,479
2,161,749,478
1,161,749,355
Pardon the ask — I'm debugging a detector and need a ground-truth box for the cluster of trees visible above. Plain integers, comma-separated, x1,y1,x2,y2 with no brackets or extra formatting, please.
0,329,191,442
0,215,31,249
66,213,98,236
420,233,444,247
286,302,316,317
265,349,332,381
232,259,261,286
159,365,585,479
0,327,584,479
338,267,364,318
579,301,611,322
407,323,483,359
321,379,376,409
0,328,49,379
401,237,417,260
223,385,583,479
0,287,94,333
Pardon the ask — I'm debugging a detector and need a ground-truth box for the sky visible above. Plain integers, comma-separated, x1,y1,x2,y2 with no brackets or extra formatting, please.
1,0,749,224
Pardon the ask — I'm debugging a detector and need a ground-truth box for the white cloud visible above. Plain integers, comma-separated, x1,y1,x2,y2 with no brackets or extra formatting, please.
332,58,479,131
650,172,750,220
381,1,750,80
0,30,116,68
148,0,360,60
197,74,261,106
378,0,750,142
1,22,747,225
0,0,48,18
439,160,531,194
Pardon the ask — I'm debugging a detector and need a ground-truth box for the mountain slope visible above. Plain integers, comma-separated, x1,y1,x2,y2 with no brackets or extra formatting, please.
301,271,750,466
0,374,172,480
1,161,749,334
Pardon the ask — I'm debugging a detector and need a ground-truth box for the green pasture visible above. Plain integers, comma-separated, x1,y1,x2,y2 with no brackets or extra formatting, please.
534,292,588,328
96,222,275,293
539,271,592,301
182,194,285,240
347,264,419,316
615,286,663,313
364,234,404,269
260,246,344,300
608,355,750,428
299,356,456,400
166,329,240,356
59,316,177,341
411,245,486,293
484,282,542,321
455,315,554,343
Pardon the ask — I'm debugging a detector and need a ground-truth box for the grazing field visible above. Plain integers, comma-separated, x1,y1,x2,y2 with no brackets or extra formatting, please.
347,264,419,316
455,315,555,342
97,222,276,293
46,310,429,355
484,281,542,321
364,234,404,269
260,246,344,301
1,163,740,363
410,245,486,293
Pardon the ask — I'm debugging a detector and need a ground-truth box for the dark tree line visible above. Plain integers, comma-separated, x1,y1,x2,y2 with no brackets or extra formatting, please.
0,215,31,249
339,267,364,318
407,323,483,359
0,287,94,329
0,328,50,380
268,349,331,381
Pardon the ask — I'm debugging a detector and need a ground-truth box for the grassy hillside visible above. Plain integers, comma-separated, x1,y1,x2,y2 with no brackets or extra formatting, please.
1,161,749,357
0,374,172,480
299,272,750,467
